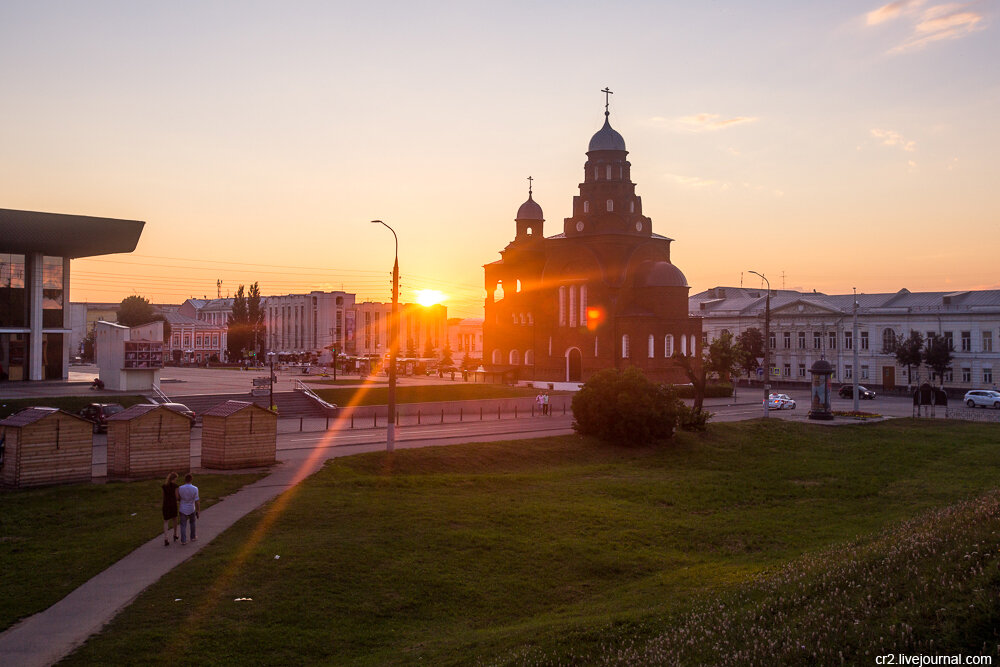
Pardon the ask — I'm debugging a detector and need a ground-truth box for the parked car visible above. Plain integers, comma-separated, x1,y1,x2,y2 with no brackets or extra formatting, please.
765,393,796,410
964,390,1000,409
838,384,876,399
78,403,125,433
160,402,196,421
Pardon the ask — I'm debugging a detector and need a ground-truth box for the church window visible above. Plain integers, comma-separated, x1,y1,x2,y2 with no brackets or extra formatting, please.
525,349,534,365
665,334,674,357
593,167,598,180
578,284,587,325
583,201,590,213
630,200,635,213
606,199,613,212
606,165,612,179
516,279,522,293
527,312,533,325
619,166,623,179
510,349,520,365
548,336,553,355
681,335,687,356
558,286,567,326
690,335,697,356
648,334,655,358
622,334,630,359
569,286,578,327
493,281,504,301
492,349,501,364
594,337,599,357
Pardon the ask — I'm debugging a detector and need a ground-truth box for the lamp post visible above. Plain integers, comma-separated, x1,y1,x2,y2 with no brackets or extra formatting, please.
266,351,276,413
371,220,399,452
749,270,771,418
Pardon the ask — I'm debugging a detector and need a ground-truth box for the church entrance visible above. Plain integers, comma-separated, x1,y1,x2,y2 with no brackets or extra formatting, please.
566,348,582,382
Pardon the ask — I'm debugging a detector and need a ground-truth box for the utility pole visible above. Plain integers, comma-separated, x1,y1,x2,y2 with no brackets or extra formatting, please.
749,270,771,418
853,287,860,412
372,220,399,453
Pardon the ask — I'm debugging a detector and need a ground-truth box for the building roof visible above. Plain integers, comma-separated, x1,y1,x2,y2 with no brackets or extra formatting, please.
0,407,84,427
106,404,165,421
0,208,144,258
588,115,627,152
202,400,273,418
516,193,544,221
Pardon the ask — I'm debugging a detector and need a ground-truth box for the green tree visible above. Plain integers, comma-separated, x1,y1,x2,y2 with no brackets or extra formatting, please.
247,282,266,360
707,331,741,384
735,327,764,380
572,366,682,443
894,330,924,389
117,295,154,327
440,344,454,368
227,285,248,362
923,333,953,387
672,350,707,413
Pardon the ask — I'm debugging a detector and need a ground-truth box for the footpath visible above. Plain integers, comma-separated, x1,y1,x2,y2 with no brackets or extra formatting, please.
0,417,575,667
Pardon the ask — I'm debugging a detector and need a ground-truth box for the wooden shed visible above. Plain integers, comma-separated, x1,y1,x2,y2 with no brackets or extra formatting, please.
201,400,277,469
0,408,93,488
106,404,192,479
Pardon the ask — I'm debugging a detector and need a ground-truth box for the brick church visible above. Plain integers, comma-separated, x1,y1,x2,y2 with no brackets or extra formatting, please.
483,94,702,384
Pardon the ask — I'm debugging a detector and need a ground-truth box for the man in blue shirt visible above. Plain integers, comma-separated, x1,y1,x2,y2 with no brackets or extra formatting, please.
177,473,201,544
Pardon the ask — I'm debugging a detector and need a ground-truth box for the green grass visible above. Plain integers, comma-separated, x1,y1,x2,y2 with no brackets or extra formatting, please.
0,473,264,631
0,395,149,420
312,383,559,406
63,419,1000,664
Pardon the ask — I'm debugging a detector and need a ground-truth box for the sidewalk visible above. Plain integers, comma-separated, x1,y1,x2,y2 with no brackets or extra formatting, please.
0,420,574,666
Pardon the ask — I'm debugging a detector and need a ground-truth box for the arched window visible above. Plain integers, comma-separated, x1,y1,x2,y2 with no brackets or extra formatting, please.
583,201,590,213
493,281,504,301
882,328,897,353
525,349,534,365
569,285,578,328
606,165,612,179
648,334,655,358
622,334,631,359
681,335,687,356
606,199,613,212
558,286,567,326
630,200,635,213
578,284,587,325
690,334,697,356
509,349,520,365
516,279,522,293
527,312,533,325
665,334,674,357
594,336,599,357
492,349,501,364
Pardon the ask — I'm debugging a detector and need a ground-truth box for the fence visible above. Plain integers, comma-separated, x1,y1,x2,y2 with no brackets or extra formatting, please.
944,406,1000,423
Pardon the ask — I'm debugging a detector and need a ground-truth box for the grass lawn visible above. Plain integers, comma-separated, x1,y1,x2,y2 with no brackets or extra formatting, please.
64,419,1000,664
0,473,264,631
0,395,149,420
312,383,558,406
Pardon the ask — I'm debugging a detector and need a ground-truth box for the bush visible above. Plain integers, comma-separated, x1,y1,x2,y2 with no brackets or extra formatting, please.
677,404,712,431
572,367,683,443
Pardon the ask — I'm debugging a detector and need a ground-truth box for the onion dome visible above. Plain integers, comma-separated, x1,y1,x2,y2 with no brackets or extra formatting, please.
588,115,627,152
634,261,689,288
516,193,544,220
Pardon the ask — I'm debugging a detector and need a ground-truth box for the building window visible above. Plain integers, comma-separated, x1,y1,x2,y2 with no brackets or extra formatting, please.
814,332,822,349
648,334,655,358
861,365,869,379
983,331,993,352
509,350,520,365
783,332,791,349
844,331,852,350
492,349,501,364
798,363,806,377
594,337,599,357
860,331,869,350
944,331,954,350
558,286,567,326
606,165,612,179
883,329,897,353
583,201,589,213
569,286,578,328
961,331,971,352
798,332,806,349
630,200,635,213
828,331,837,350
622,334,630,359
690,334,697,356
664,334,674,357
578,285,587,326
845,364,853,379
173,334,180,346
962,367,971,383
183,334,191,347
681,334,687,356
783,363,791,376
606,199,613,212
525,349,534,365
196,335,202,348
768,332,776,349
213,334,219,347
985,368,994,384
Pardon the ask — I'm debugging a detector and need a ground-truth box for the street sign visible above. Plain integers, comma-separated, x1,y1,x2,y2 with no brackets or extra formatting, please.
771,367,781,376
253,377,270,387
756,368,764,377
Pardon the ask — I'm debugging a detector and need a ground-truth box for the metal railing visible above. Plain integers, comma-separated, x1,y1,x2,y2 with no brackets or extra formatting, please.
151,385,170,404
293,379,339,412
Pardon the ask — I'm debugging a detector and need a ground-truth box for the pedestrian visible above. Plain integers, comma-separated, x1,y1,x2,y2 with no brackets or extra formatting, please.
535,392,543,415
542,391,550,416
161,472,179,546
177,473,200,545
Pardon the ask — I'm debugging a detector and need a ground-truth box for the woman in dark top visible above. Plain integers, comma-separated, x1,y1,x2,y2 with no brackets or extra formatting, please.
162,472,179,546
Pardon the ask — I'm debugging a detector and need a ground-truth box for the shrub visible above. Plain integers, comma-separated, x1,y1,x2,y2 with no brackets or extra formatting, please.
677,403,713,431
572,367,682,443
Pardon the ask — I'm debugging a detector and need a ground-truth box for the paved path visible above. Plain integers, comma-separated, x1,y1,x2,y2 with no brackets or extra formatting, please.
0,418,574,666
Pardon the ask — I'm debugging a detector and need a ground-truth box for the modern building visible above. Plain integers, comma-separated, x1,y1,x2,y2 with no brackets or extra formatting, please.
691,286,1000,391
266,291,356,361
482,100,702,384
1,208,143,381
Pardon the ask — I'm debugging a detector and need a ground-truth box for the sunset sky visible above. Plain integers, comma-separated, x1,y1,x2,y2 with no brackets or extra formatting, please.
1,1,996,318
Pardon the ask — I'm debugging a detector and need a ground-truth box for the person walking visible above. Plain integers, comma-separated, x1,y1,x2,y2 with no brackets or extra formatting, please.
177,473,200,545
161,472,179,546
535,392,543,416
542,391,550,416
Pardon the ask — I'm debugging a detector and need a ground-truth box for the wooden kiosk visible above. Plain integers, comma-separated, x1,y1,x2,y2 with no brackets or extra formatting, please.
106,404,192,479
0,408,93,488
201,400,277,469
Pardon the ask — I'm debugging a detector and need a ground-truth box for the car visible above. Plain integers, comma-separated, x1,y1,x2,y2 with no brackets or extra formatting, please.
78,403,125,433
838,384,876,399
159,402,196,421
964,390,1000,409
765,393,796,410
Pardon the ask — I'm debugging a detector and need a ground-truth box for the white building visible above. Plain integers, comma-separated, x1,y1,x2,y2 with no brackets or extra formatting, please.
266,291,355,361
447,317,484,364
691,286,1000,391
352,302,447,359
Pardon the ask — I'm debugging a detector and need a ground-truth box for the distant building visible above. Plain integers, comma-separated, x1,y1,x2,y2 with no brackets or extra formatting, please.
1,208,143,381
482,101,701,384
351,302,447,359
163,311,228,364
265,291,355,361
691,286,1000,390
447,317,483,364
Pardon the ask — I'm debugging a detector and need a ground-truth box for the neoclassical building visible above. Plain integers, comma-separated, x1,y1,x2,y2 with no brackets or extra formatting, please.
483,100,702,383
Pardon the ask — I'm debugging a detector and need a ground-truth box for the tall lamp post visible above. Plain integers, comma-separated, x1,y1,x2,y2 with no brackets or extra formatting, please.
749,270,771,418
371,220,399,452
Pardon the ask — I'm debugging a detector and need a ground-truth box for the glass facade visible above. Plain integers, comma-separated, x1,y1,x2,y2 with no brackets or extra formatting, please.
42,256,64,328
0,253,27,327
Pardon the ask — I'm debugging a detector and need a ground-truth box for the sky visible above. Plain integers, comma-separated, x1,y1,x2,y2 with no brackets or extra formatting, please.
1,0,997,318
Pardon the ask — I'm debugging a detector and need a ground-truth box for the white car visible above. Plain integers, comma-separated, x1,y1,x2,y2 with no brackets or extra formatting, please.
765,393,796,410
964,390,1000,409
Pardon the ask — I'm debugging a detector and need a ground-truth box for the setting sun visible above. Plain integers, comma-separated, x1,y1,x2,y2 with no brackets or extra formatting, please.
415,289,446,307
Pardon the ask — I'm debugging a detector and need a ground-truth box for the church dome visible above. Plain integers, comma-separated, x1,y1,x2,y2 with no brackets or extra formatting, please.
635,261,688,288
516,194,544,221
588,116,627,152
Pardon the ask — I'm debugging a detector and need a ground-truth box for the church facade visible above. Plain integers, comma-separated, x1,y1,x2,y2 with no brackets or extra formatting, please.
483,100,702,384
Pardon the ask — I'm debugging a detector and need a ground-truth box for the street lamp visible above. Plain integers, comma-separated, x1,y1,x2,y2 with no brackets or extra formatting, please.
371,220,399,453
749,270,771,418
266,351,276,413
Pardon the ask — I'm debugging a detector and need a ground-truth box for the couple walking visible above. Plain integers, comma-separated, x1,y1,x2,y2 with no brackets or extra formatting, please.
161,472,201,546
535,391,551,416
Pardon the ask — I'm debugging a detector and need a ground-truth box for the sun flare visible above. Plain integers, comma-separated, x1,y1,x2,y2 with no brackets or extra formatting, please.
415,289,446,307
